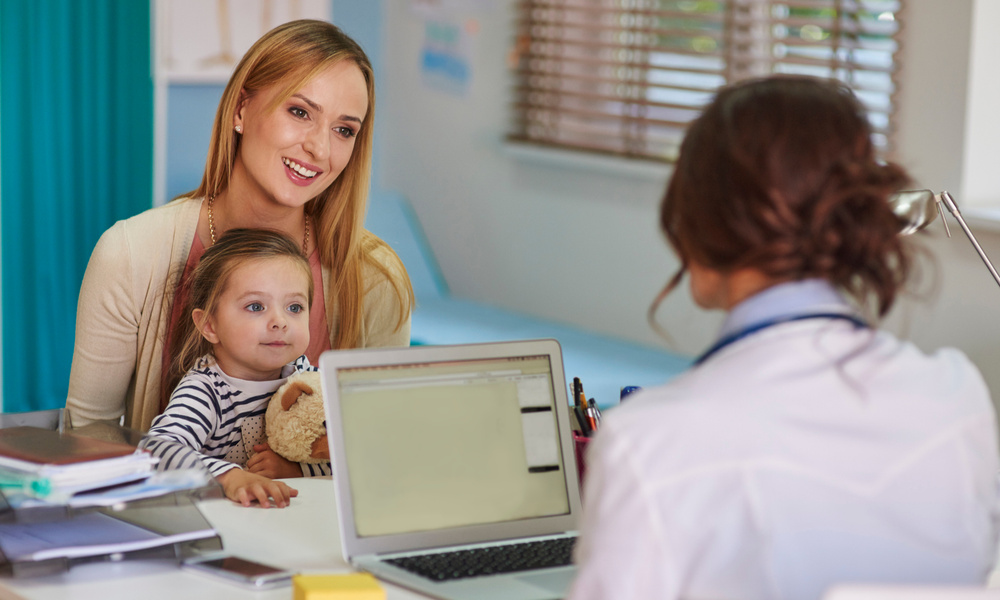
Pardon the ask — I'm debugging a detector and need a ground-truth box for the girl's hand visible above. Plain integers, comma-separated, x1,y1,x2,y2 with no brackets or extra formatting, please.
216,468,299,508
248,442,302,479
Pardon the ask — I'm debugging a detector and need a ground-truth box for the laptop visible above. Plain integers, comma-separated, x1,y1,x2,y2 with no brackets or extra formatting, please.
320,339,583,600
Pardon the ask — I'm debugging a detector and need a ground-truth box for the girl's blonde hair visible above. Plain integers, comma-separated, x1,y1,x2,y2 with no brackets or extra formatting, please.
186,19,412,349
169,229,314,389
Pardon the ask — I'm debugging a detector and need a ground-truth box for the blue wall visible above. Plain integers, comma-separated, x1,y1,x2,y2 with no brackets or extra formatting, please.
166,84,223,200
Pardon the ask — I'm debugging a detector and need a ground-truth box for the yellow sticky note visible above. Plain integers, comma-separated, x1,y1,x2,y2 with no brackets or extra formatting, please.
292,573,386,600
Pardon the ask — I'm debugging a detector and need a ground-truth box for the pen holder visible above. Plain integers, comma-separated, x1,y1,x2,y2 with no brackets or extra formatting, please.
572,432,590,490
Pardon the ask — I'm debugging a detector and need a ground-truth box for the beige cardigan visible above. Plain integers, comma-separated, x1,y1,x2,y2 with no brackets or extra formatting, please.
66,197,411,432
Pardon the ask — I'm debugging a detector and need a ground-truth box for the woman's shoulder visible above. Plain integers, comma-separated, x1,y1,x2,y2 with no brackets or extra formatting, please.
881,332,992,416
598,379,710,441
89,196,201,271
97,196,201,251
354,230,413,345
591,382,723,483
358,230,413,302
120,196,201,238
359,230,407,278
611,379,705,421
605,328,995,460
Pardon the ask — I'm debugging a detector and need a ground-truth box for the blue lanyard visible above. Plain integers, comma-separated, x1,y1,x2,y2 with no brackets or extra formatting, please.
694,312,869,366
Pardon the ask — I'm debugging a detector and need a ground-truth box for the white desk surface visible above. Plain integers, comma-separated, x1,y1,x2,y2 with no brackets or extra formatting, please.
4,477,1000,599
0,478,428,600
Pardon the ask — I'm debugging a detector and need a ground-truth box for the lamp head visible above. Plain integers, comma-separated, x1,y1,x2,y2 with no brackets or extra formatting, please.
887,189,1000,289
890,189,939,236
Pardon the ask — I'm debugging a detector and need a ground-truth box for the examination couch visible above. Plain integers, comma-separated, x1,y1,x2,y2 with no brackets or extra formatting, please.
364,192,693,409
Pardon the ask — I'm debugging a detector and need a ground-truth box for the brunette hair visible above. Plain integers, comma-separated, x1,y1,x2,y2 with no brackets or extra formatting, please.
167,229,314,394
186,19,412,349
654,75,911,321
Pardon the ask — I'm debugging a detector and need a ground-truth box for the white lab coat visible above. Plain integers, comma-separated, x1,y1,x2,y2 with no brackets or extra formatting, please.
569,319,1000,600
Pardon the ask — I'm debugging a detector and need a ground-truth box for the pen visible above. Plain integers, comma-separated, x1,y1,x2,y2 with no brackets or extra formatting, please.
574,377,598,435
572,377,583,410
574,405,591,436
576,378,588,407
589,398,602,424
585,398,599,432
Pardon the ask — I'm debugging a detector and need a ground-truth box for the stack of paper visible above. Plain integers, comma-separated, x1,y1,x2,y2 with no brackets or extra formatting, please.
0,510,216,563
0,426,221,577
0,426,156,500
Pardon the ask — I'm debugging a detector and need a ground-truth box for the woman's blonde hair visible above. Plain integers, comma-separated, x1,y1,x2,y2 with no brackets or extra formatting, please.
169,229,314,390
187,19,412,350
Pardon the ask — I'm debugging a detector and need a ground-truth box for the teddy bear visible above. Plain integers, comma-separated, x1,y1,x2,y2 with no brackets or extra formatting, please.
265,370,330,464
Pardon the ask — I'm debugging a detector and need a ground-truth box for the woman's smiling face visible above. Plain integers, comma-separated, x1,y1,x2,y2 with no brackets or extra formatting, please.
232,60,369,209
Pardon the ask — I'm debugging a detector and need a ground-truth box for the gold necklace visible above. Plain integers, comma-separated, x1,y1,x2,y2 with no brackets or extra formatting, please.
206,195,310,254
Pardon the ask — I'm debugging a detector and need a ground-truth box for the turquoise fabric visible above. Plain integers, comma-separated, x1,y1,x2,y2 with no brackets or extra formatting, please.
0,1,153,412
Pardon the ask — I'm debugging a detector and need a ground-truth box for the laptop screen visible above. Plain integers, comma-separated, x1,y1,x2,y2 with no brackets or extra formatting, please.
335,353,572,538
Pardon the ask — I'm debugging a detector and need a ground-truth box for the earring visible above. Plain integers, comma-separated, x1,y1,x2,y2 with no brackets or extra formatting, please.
234,125,243,134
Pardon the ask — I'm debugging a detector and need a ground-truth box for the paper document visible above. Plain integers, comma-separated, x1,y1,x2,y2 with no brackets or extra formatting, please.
0,512,216,562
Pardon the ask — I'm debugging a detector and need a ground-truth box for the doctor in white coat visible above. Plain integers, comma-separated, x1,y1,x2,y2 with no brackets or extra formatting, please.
568,76,1000,600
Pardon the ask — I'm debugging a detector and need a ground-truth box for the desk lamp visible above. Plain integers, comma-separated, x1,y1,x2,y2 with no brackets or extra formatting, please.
891,190,1000,288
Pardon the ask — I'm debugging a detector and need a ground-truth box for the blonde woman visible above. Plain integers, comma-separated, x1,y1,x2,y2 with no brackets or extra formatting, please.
67,20,412,431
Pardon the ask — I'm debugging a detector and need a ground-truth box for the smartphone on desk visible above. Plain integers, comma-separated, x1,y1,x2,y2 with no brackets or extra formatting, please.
181,554,294,590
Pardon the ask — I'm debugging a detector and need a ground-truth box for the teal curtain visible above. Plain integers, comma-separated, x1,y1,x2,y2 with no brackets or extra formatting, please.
0,1,153,412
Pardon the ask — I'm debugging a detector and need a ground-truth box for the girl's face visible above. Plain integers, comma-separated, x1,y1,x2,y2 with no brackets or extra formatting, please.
194,256,311,381
232,60,369,210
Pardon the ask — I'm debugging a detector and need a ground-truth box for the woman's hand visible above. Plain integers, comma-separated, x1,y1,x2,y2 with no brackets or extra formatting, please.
216,467,299,508
248,442,303,479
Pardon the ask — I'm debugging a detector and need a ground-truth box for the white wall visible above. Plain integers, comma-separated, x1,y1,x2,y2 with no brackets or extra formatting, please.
380,0,720,356
379,0,1000,404
959,0,1000,206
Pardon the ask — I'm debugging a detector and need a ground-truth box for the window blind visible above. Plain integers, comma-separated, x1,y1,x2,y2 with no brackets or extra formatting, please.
507,0,903,163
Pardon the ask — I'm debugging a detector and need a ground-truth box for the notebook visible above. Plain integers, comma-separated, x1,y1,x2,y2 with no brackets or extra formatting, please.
0,426,156,497
320,339,583,600
0,426,138,465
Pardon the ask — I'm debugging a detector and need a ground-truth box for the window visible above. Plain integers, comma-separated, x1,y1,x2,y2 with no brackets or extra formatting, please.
507,0,903,163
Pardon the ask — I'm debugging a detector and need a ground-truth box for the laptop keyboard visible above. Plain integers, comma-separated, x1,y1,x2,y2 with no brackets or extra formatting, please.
385,536,576,581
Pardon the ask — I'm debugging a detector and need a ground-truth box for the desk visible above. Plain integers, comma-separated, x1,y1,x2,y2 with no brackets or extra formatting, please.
0,478,427,600
4,477,1000,599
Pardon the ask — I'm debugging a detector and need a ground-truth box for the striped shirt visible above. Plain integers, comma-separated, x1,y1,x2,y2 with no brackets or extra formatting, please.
145,354,331,478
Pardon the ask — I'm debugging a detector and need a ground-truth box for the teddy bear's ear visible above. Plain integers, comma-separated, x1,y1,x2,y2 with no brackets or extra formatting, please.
279,380,316,411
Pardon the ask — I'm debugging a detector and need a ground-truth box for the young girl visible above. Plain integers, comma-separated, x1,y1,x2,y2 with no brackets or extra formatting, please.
569,76,999,599
147,228,327,508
